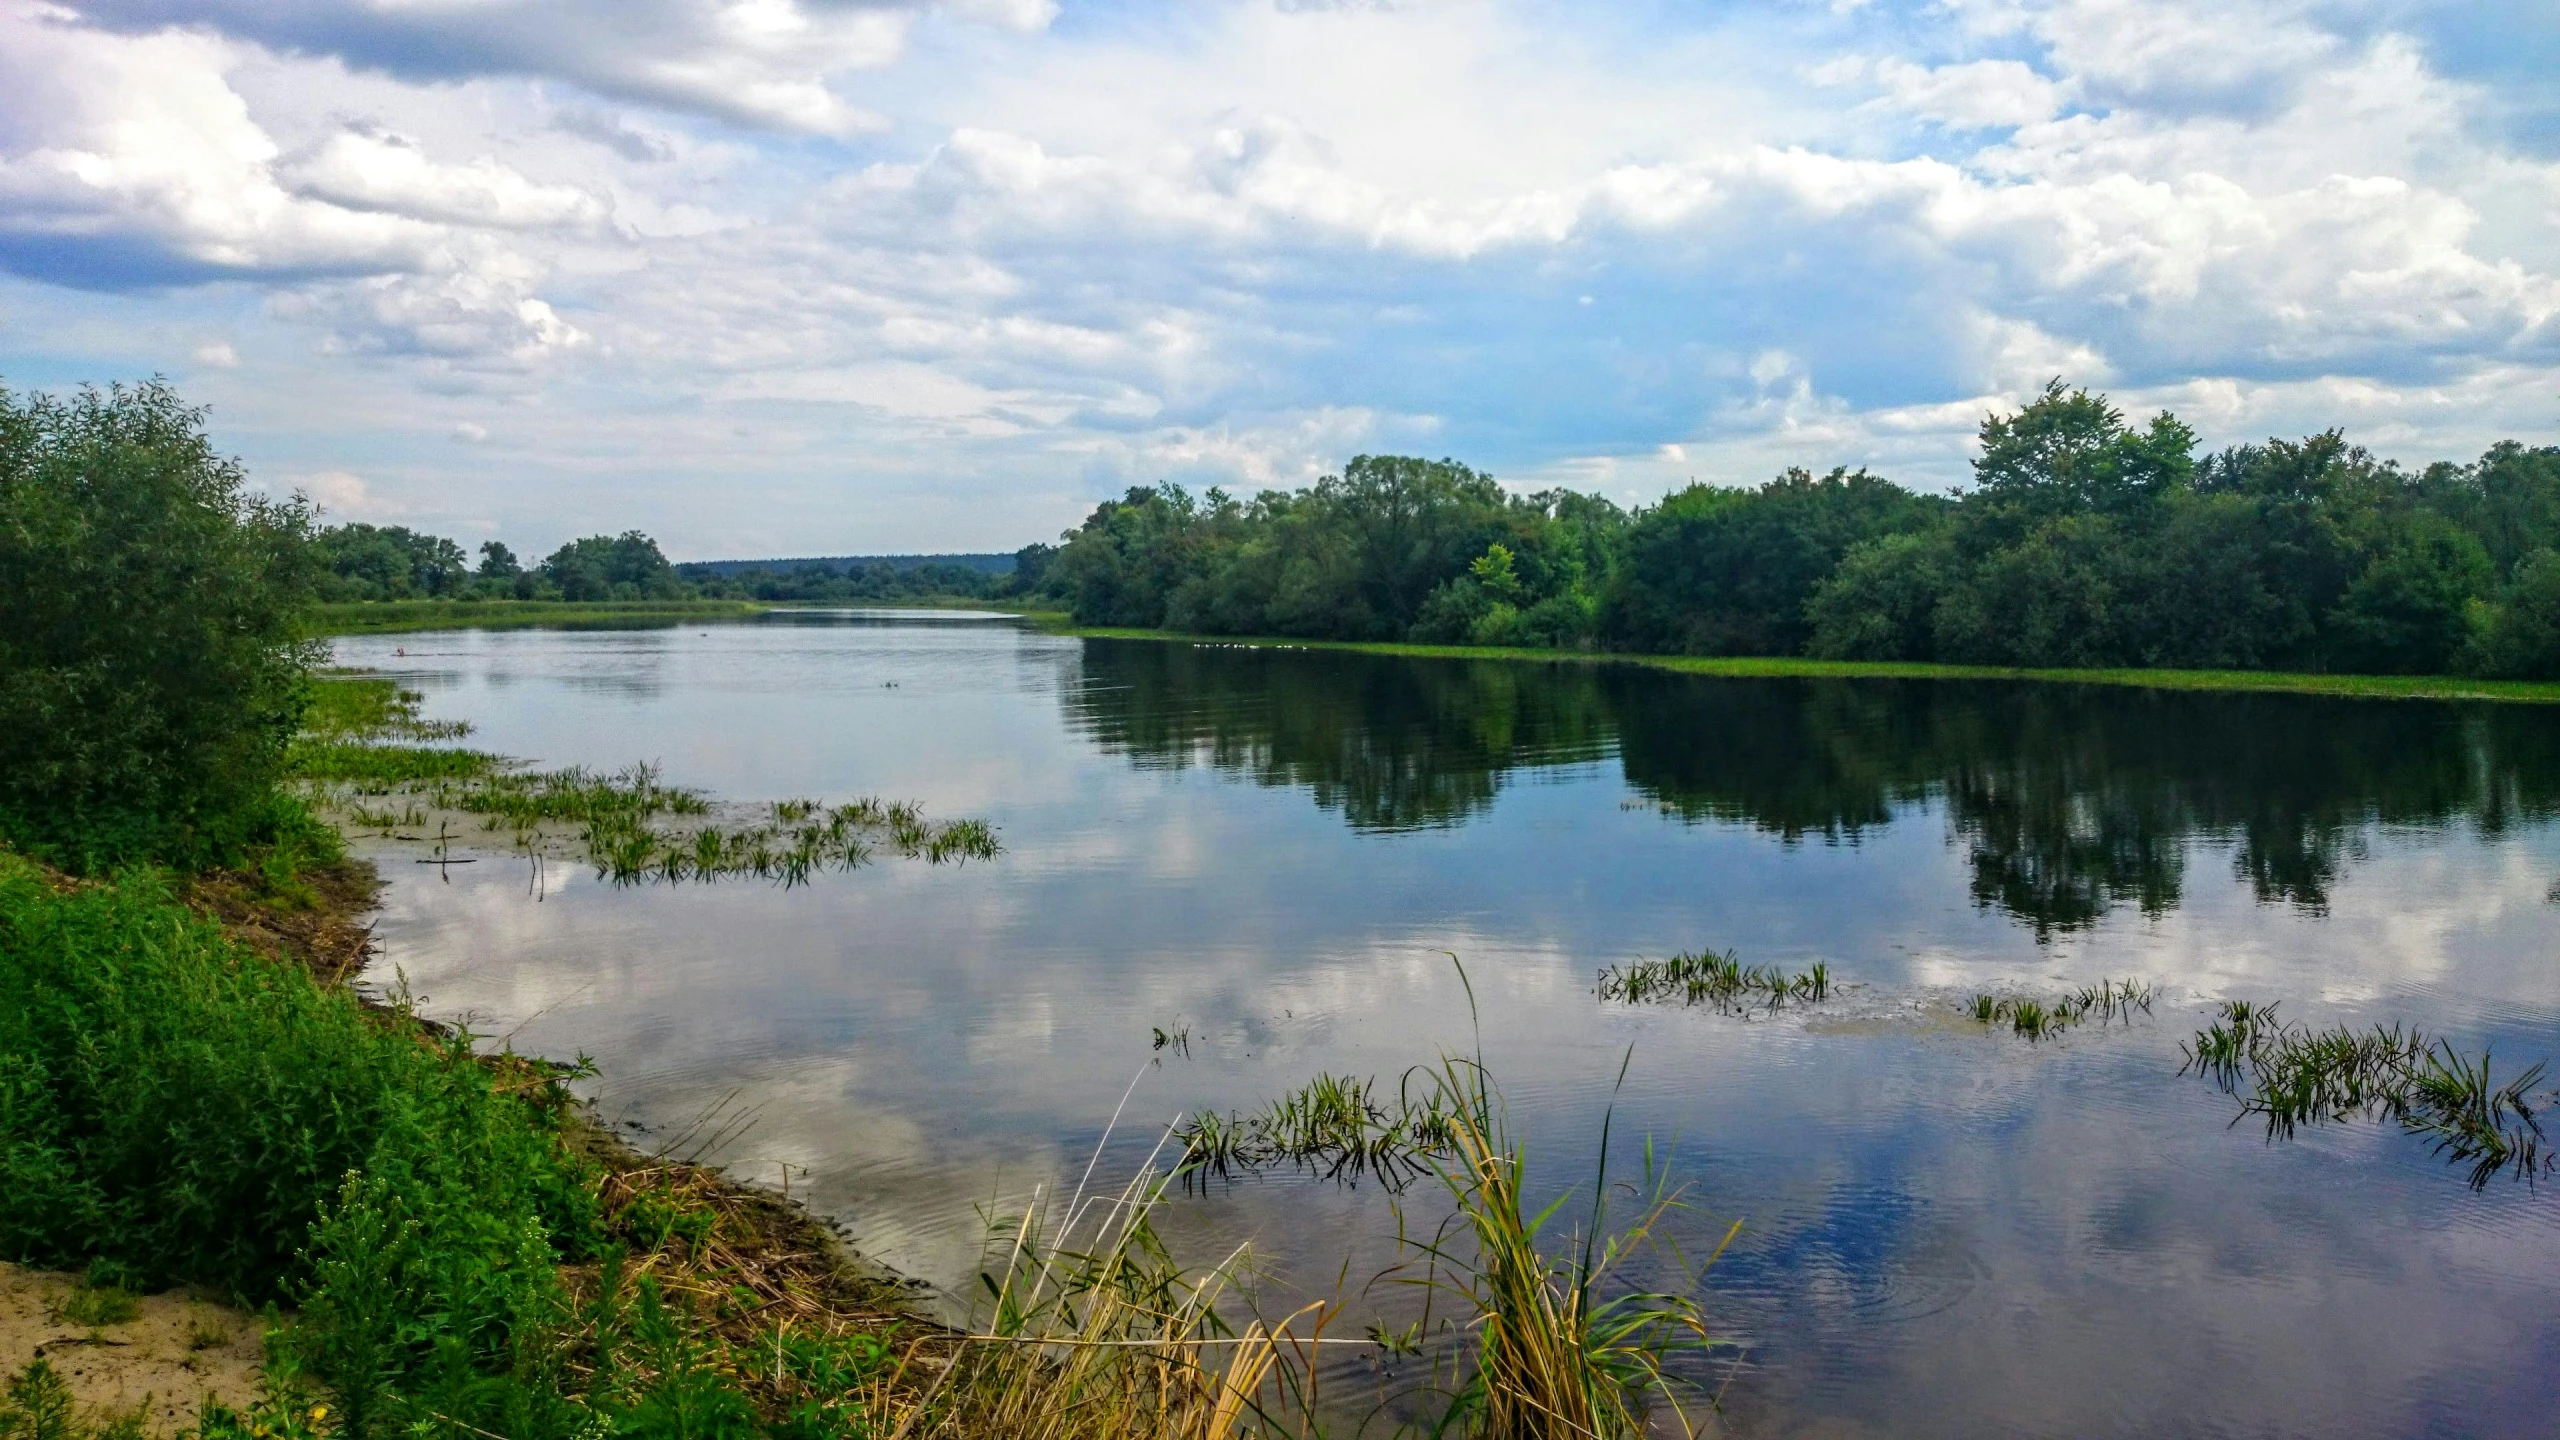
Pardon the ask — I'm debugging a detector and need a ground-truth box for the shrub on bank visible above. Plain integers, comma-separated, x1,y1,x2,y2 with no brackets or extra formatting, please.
0,854,598,1431
0,381,322,870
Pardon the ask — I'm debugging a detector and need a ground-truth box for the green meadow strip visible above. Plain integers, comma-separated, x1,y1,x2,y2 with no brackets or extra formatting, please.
1040,624,2560,705
309,598,771,635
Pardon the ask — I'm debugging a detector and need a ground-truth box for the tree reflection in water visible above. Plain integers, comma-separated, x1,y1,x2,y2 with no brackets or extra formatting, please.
1067,638,2560,936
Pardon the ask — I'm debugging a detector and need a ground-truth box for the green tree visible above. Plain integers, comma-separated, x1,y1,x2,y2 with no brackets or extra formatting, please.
314,524,471,600
1604,467,1941,656
2464,548,2560,679
2324,515,2494,674
1805,529,1958,660
0,380,322,868
540,531,681,601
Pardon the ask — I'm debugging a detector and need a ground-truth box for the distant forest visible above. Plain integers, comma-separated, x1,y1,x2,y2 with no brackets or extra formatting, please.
312,382,2560,680
311,528,1047,605
1040,384,2560,680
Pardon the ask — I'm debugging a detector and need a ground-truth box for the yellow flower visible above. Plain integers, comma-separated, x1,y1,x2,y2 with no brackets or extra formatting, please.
311,1407,330,1423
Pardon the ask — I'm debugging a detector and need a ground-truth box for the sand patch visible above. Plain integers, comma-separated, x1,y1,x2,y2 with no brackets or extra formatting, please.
0,1264,265,1432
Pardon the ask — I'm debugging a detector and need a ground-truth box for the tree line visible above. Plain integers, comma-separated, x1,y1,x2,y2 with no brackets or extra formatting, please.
315,523,1048,605
1036,383,2560,679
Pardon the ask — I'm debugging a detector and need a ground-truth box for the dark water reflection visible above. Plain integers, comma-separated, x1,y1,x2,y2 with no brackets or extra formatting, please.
339,618,2560,1439
1076,639,2560,935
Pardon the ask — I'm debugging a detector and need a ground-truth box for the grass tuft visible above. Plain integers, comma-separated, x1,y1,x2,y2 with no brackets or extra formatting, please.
1598,949,1833,1012
1966,979,2155,1041
1174,1072,1456,1191
2184,1000,2555,1188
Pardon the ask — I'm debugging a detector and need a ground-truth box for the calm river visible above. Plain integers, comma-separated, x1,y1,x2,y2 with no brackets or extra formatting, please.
336,612,2560,1438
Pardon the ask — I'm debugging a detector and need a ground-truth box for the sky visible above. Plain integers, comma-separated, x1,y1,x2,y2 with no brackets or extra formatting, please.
0,0,2554,559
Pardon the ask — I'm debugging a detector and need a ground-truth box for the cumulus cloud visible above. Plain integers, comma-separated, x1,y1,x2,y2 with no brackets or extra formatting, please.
65,0,1053,134
280,128,610,232
0,0,2554,550
0,3,433,282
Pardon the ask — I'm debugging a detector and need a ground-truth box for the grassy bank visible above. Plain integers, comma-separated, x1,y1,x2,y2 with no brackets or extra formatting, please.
1042,624,2560,704
309,599,770,635
0,837,1724,1439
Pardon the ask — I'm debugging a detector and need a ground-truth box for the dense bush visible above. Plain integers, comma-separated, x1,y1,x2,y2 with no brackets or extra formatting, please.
0,856,599,1433
0,381,324,868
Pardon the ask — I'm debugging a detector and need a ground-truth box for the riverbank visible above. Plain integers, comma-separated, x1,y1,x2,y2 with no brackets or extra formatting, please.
1042,624,2560,704
0,834,933,1438
309,598,770,634
308,598,1071,635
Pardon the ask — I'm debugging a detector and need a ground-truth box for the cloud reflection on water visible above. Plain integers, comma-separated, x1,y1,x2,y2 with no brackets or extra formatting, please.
348,619,2560,1436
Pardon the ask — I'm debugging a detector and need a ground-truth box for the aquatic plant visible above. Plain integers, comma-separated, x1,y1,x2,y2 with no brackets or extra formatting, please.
1174,1072,1457,1191
293,675,1001,886
1967,978,2155,1041
2183,1000,2553,1189
1598,948,1834,1012
1383,1030,1735,1440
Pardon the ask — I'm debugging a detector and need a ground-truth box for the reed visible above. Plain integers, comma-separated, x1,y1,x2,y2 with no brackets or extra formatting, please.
913,1161,1321,1440
1966,979,2154,1041
1387,1043,1732,1440
1598,949,1834,1012
2183,1000,2553,1188
1174,1071,1457,1190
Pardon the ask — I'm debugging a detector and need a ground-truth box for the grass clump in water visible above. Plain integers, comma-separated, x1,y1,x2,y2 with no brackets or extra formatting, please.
294,673,1000,884
1966,979,2155,1041
2183,1000,2554,1189
1384,1031,1735,1439
1174,1072,1458,1190
1598,949,1833,1012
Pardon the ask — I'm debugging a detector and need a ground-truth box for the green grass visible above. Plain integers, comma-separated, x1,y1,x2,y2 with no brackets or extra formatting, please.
0,853,602,1427
1173,1071,1457,1190
2183,1000,2553,1188
1042,624,2560,704
309,599,770,635
1966,979,2156,1041
1598,949,1833,1012
292,674,1000,884
49,1281,141,1328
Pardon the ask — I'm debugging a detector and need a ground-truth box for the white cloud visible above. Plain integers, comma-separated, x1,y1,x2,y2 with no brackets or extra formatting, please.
69,0,1053,134
1872,57,2070,129
281,128,610,232
0,4,434,278
0,0,2554,550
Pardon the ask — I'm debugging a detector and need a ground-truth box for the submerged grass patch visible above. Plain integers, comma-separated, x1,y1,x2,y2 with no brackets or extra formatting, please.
1598,948,1833,1012
295,674,1000,885
1967,979,2156,1041
1174,1072,1458,1191
2184,1001,2554,1189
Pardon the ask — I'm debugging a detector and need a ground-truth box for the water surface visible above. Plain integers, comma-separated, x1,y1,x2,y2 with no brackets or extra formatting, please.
339,614,2560,1438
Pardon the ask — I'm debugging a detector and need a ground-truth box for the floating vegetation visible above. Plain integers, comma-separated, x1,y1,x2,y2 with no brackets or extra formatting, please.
1598,949,1833,1012
2184,1000,2554,1189
1151,1023,1191,1057
296,674,999,885
1967,978,2155,1041
1173,1071,1457,1191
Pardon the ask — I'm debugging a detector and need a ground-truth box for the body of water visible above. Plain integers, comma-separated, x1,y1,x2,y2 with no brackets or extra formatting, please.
337,613,2560,1438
